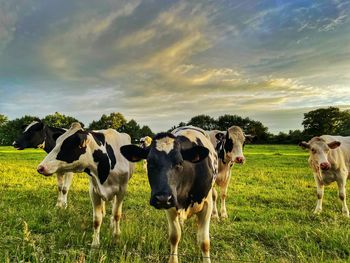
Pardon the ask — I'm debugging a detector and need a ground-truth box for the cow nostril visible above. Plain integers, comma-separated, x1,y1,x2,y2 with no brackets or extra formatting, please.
37,166,45,174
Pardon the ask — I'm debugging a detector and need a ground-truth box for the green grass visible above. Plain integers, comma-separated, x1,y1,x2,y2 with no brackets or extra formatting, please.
1,145,349,262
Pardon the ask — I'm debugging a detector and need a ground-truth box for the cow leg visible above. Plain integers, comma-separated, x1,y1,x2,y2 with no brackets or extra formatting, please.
211,187,219,219
60,172,73,209
220,178,230,218
89,181,103,247
166,209,181,263
314,175,324,214
197,192,212,263
56,173,65,208
337,177,349,217
111,188,126,242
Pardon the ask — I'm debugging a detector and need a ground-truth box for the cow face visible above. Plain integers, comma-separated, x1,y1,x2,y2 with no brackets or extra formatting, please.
37,123,91,176
216,126,247,164
121,133,209,210
13,121,45,150
299,137,341,171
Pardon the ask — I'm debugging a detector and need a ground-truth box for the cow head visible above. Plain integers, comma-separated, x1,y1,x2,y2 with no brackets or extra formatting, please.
13,120,45,150
121,132,209,210
299,137,341,171
215,126,249,164
37,122,92,176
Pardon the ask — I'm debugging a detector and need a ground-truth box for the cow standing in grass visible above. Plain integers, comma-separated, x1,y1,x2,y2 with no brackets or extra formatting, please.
13,120,73,208
37,122,134,246
121,126,218,263
207,126,253,218
299,135,350,217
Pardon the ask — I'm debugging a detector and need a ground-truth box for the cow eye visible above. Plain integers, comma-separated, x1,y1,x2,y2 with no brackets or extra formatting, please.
174,161,183,168
311,148,316,154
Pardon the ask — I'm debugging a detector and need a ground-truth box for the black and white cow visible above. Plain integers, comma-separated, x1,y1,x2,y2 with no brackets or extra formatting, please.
121,126,218,263
13,120,73,208
207,126,253,218
37,122,134,246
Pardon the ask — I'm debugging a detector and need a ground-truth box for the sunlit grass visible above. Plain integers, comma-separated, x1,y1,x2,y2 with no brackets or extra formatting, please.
0,145,349,262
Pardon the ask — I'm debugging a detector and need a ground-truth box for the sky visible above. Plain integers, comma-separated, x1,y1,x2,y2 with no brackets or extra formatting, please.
0,0,349,133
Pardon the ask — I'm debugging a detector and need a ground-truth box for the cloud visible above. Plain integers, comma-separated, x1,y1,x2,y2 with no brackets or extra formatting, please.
0,0,350,134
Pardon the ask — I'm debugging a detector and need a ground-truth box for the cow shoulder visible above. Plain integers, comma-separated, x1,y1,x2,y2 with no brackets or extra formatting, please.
92,149,110,184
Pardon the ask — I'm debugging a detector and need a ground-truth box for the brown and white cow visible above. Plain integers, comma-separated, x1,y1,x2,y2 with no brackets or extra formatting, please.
37,122,134,246
299,135,350,217
121,126,218,263
207,126,253,218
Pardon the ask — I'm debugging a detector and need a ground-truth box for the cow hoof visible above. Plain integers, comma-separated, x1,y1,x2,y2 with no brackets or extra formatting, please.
342,210,350,217
56,202,67,209
220,213,228,219
313,209,322,214
91,241,100,248
211,213,219,220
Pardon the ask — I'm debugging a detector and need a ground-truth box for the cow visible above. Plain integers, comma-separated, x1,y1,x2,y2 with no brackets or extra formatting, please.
299,135,350,217
121,126,218,263
207,126,253,219
12,120,73,208
37,122,134,246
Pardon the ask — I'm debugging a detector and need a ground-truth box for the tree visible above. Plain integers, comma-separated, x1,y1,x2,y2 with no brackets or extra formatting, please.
43,112,81,129
0,115,39,145
89,112,127,130
338,110,350,136
216,114,269,143
187,115,217,130
140,125,154,138
0,114,8,126
121,119,141,143
302,107,343,137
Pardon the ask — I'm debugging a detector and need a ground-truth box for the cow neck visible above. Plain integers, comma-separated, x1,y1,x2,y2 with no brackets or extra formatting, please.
42,125,65,153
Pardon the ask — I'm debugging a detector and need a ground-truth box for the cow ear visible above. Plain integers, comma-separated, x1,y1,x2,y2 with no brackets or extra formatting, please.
77,133,88,148
245,134,255,143
215,132,225,141
328,141,341,149
181,146,209,163
120,145,149,162
299,141,310,149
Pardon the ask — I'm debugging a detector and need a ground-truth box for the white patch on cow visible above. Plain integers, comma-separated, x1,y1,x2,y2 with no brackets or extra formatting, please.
156,137,175,154
24,121,39,132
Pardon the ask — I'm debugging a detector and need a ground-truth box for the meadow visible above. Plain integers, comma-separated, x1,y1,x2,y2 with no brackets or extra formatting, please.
1,145,350,263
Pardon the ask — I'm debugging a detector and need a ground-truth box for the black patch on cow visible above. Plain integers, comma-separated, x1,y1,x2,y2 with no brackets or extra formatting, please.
92,149,110,184
224,132,233,153
91,132,106,146
57,131,87,163
215,140,226,164
84,168,92,177
153,132,176,141
106,143,116,170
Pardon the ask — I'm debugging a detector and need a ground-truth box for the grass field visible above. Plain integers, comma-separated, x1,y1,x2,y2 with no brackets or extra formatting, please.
1,145,350,262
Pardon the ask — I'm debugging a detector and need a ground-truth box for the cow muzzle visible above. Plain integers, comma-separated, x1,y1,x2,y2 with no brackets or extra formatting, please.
235,156,245,164
150,193,176,209
13,141,24,150
37,165,53,176
320,162,330,171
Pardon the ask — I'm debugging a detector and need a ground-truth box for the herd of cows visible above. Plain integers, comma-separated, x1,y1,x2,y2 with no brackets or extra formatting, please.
11,120,350,263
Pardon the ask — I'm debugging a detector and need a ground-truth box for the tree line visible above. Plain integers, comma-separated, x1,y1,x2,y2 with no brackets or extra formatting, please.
0,107,349,145
0,112,153,145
